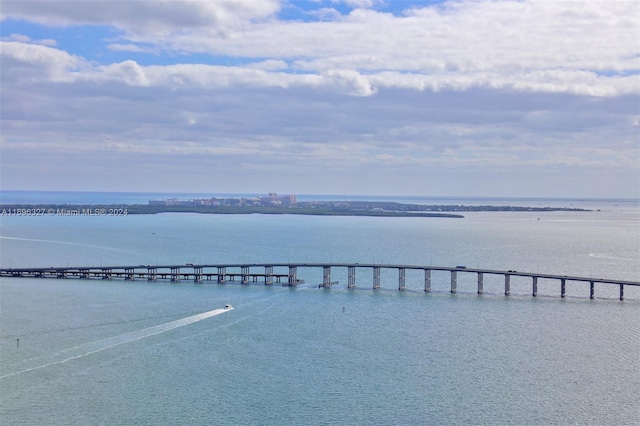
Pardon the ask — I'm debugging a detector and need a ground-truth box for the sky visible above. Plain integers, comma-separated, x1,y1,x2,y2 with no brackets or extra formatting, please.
1,0,639,198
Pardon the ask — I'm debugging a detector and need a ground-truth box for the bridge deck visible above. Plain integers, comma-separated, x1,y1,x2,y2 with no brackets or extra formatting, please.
1,263,638,285
1,263,638,300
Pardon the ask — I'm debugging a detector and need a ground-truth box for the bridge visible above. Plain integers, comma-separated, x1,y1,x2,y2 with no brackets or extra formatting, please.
1,263,638,300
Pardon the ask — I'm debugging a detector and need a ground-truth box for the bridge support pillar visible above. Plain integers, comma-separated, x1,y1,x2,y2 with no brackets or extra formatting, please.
477,272,484,294
194,266,203,283
560,278,566,298
265,266,273,285
241,266,250,284
171,267,180,283
619,284,624,301
57,269,67,279
424,269,431,292
125,268,135,281
373,267,380,289
532,276,538,297
148,267,157,282
217,267,226,283
101,268,112,280
398,268,406,291
450,271,457,293
348,266,356,289
287,266,298,286
590,281,595,299
80,269,89,279
505,274,511,295
321,266,331,288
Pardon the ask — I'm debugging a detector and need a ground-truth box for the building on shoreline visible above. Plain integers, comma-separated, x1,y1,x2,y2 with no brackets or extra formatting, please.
149,193,297,207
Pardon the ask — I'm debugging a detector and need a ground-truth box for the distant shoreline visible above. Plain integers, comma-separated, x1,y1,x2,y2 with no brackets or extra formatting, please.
0,201,592,219
0,204,463,218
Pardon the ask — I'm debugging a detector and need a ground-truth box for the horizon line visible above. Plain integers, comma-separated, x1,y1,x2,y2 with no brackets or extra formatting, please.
1,189,639,202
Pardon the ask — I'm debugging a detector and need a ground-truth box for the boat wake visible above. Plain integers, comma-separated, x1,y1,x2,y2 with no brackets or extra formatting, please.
0,236,129,253
588,252,638,262
1,306,233,379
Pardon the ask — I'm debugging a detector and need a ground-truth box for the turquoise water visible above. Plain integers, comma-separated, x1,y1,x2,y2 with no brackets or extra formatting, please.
1,198,639,425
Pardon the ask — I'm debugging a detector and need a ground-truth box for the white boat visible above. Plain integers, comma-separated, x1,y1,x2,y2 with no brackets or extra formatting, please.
224,304,233,309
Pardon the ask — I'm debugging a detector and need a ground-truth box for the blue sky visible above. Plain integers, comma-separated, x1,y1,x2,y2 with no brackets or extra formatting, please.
1,0,639,198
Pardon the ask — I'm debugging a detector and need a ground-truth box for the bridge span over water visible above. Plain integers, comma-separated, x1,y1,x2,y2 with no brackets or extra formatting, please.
2,263,639,300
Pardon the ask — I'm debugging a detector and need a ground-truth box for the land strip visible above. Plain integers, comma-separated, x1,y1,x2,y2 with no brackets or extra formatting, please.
0,201,590,218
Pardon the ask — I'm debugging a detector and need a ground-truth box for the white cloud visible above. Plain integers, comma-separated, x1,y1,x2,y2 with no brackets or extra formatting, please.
3,41,636,98
99,60,150,86
3,33,32,43
106,43,148,53
2,33,57,46
3,1,639,97
0,0,282,34
36,38,56,47
1,0,638,197
115,1,639,76
0,41,83,82
319,69,377,96
330,0,381,9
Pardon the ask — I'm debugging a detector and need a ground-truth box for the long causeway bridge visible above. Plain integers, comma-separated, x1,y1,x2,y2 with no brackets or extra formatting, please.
1,263,639,300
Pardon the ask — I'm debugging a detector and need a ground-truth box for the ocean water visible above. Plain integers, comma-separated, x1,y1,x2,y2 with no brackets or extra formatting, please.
1,194,639,425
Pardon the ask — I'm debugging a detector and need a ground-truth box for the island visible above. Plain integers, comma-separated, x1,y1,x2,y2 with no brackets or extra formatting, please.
0,193,591,218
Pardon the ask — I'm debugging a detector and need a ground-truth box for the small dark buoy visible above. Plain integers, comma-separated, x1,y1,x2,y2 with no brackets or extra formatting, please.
16,338,19,348
342,307,345,312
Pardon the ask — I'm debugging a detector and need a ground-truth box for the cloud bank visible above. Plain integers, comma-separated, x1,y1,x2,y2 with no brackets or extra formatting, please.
1,0,638,197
